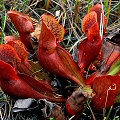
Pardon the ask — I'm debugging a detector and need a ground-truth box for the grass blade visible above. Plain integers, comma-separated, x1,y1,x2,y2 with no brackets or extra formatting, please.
1,3,6,44
88,0,92,12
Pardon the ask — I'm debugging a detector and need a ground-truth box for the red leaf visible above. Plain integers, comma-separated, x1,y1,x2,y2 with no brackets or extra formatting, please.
38,19,84,85
0,60,66,102
78,4,107,73
83,3,107,35
101,40,120,72
6,40,28,61
85,71,102,85
0,44,21,65
91,75,120,111
39,19,56,54
17,60,52,82
56,46,85,85
89,4,108,27
82,11,97,34
8,11,34,50
65,85,93,116
5,39,34,73
78,38,102,73
0,40,51,82
0,60,18,80
0,41,64,102
65,89,87,116
42,14,65,42
82,11,100,42
87,21,100,42
18,74,54,97
5,36,20,42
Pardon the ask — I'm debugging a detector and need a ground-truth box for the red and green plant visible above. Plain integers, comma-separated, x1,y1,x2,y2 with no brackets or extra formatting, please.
0,3,120,118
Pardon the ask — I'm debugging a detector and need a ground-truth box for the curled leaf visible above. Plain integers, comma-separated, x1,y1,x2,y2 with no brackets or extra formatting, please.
6,40,28,61
85,71,102,85
82,11,97,34
0,39,51,82
0,44,21,65
39,19,56,54
56,46,85,85
82,11,100,42
42,14,65,42
89,4,107,27
0,60,18,80
78,38,102,74
91,75,120,112
65,87,91,116
0,60,66,102
39,99,66,120
5,36,20,42
100,40,120,73
8,10,34,50
78,4,107,73
87,21,100,42
38,18,84,85
5,40,41,77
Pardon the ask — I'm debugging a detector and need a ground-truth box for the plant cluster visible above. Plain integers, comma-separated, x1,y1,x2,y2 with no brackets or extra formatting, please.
0,1,120,120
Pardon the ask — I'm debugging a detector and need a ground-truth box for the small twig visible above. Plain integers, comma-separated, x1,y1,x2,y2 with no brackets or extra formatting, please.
0,109,3,120
103,84,116,118
100,0,104,40
69,115,75,120
18,0,40,18
69,36,86,53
